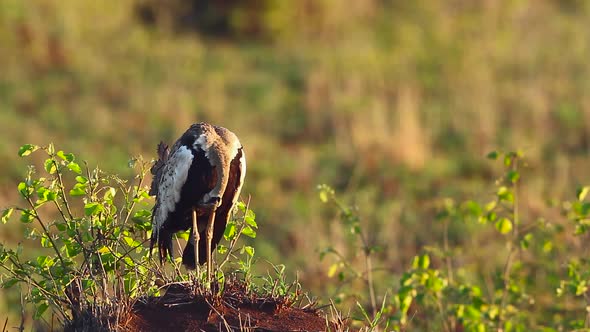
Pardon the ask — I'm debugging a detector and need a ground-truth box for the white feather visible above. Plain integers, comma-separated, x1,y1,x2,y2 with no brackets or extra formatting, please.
152,145,194,237
194,134,210,157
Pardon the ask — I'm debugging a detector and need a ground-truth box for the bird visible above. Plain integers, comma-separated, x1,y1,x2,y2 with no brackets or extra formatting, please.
149,122,246,280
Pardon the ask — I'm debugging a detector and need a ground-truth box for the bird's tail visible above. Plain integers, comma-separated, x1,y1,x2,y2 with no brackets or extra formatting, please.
150,229,173,265
182,241,197,270
182,229,209,269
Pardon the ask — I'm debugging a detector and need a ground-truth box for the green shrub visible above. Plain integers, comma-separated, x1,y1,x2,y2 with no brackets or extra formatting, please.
0,143,292,331
319,151,590,331
1,143,157,329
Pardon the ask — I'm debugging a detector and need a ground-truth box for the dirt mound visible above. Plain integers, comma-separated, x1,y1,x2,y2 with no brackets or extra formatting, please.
120,282,336,331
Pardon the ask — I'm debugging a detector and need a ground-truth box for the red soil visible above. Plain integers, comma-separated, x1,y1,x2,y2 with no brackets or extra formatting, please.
120,282,336,332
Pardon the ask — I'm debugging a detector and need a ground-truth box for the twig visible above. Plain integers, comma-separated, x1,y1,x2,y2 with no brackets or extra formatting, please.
19,292,25,332
205,298,234,330
52,158,74,220
121,160,148,226
218,196,252,269
25,197,66,267
498,156,521,330
330,194,377,316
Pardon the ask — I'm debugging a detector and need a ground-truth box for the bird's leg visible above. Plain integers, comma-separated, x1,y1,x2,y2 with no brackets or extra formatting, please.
192,208,200,278
205,207,217,286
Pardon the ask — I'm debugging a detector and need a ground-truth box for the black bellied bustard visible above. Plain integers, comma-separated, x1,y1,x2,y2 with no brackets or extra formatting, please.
149,122,246,282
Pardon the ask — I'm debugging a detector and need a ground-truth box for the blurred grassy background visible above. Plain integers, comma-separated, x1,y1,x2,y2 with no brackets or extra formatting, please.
1,0,590,327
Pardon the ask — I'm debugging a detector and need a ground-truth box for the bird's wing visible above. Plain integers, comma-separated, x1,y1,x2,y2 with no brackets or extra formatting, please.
151,145,194,239
208,147,246,259
228,146,246,208
149,141,170,196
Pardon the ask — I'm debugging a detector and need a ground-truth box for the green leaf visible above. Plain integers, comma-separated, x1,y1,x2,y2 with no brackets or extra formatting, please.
75,176,88,183
123,236,140,247
103,187,116,202
520,233,533,249
46,143,55,155
217,244,228,254
123,256,135,268
56,150,75,162
495,218,513,234
497,186,514,203
244,210,257,228
573,201,590,216
243,245,255,257
81,279,95,290
425,273,445,292
2,278,18,288
484,200,497,212
40,234,52,248
224,222,237,240
67,162,82,174
84,202,103,216
18,182,32,198
575,224,589,235
318,184,334,203
20,210,35,223
355,301,372,322
412,254,430,269
132,210,152,230
100,252,115,270
124,276,139,296
44,159,57,174
1,208,14,224
319,191,329,203
577,186,590,201
542,240,553,253
486,211,497,222
37,187,57,202
18,144,39,157
507,170,520,183
486,151,498,160
242,226,257,238
176,231,189,241
327,263,339,277
462,200,482,216
36,255,50,267
47,191,57,201
34,301,49,319
575,281,588,296
476,323,486,332
69,183,86,196
65,241,82,257
399,294,413,319
466,306,483,321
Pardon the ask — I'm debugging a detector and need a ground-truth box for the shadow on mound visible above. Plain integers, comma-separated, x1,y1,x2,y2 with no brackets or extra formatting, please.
120,281,338,332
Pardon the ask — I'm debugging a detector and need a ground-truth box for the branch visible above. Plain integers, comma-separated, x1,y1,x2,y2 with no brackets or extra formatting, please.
26,198,66,268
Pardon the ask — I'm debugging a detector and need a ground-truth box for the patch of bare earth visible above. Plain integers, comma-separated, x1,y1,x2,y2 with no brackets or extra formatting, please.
119,282,337,331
